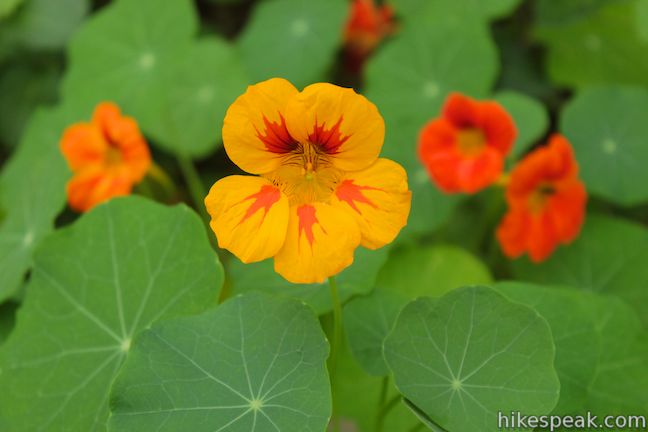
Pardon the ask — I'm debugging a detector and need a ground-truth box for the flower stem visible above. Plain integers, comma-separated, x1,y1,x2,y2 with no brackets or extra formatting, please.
148,162,177,198
177,155,209,223
375,376,389,432
376,394,401,432
328,276,343,431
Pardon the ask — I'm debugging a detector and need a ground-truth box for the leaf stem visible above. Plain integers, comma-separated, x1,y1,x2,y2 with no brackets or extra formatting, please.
147,162,177,198
328,276,343,431
376,394,401,432
375,376,389,432
177,155,209,224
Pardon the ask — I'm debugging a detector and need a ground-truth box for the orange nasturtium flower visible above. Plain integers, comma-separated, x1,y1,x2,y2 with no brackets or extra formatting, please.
497,134,587,262
205,78,411,284
60,102,151,212
418,93,517,194
344,0,395,70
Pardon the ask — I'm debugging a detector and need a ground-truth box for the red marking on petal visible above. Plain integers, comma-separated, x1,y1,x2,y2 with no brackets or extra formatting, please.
238,185,281,225
297,205,321,248
336,180,381,214
308,116,351,154
256,113,298,153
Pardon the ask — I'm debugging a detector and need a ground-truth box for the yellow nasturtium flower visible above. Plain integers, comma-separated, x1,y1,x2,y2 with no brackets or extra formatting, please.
205,78,411,284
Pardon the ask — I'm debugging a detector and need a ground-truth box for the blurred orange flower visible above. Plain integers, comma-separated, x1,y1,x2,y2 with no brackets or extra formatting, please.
205,78,411,284
497,134,587,262
60,102,151,212
344,0,395,70
418,93,517,194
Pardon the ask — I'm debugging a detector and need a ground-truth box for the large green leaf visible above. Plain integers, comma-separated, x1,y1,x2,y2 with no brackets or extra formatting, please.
0,102,89,301
365,8,497,235
108,291,330,432
495,282,600,414
237,0,346,89
561,86,648,206
512,215,648,327
0,197,223,431
384,286,560,432
535,0,648,88
229,246,390,315
391,0,521,20
495,91,548,161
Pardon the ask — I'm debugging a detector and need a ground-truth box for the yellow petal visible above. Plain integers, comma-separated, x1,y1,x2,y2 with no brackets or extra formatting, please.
332,158,411,249
204,175,289,263
284,83,384,172
274,202,361,284
222,78,299,174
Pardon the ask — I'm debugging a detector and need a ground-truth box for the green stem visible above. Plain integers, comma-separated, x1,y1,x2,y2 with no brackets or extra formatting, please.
328,276,343,431
148,162,177,198
177,155,209,223
408,423,425,432
375,376,389,432
376,394,401,432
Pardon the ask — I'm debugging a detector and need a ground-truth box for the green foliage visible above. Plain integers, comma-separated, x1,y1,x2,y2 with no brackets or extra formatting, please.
237,0,346,89
512,215,648,326
0,197,223,431
561,86,648,206
109,292,330,432
495,91,549,160
384,286,560,432
229,246,389,315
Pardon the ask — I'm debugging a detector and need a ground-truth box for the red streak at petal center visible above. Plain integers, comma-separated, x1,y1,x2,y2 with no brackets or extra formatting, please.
256,113,298,153
297,205,320,248
308,116,351,154
336,180,381,214
238,185,281,225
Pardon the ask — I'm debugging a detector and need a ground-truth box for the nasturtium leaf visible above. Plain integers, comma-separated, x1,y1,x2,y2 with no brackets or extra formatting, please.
0,301,17,345
512,215,648,327
61,0,202,153
365,9,497,234
495,282,600,414
637,0,648,42
0,0,22,20
561,86,648,206
343,288,408,376
378,244,493,298
391,0,521,21
146,37,248,158
0,197,224,431
109,292,330,432
0,101,90,301
229,246,390,315
494,91,548,160
535,1,648,88
237,0,346,89
384,286,560,432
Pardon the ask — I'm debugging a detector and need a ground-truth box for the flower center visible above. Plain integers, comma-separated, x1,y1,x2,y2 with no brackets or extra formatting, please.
266,142,343,205
529,183,556,213
105,145,123,166
457,128,486,157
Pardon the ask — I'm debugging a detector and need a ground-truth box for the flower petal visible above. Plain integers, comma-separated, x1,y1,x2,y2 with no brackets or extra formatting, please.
332,158,410,249
66,166,131,212
222,78,299,174
274,202,361,284
284,83,384,171
205,175,289,263
60,124,107,172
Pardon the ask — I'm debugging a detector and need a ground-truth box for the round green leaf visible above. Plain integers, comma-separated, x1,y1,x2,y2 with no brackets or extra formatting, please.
384,286,560,432
637,0,648,42
535,1,648,88
391,0,521,20
0,197,224,431
343,288,408,376
61,0,200,153
378,244,493,298
229,246,390,315
561,86,648,206
108,292,330,432
495,90,548,160
237,0,346,89
512,215,648,327
495,282,600,414
147,37,249,158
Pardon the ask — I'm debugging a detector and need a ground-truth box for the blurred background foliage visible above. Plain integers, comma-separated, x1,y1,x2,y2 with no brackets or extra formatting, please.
1,0,648,429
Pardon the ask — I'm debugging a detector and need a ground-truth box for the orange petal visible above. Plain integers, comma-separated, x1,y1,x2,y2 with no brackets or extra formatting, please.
60,124,107,172
205,175,290,263
66,166,132,212
274,202,361,284
223,78,299,174
332,158,410,249
284,83,384,171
